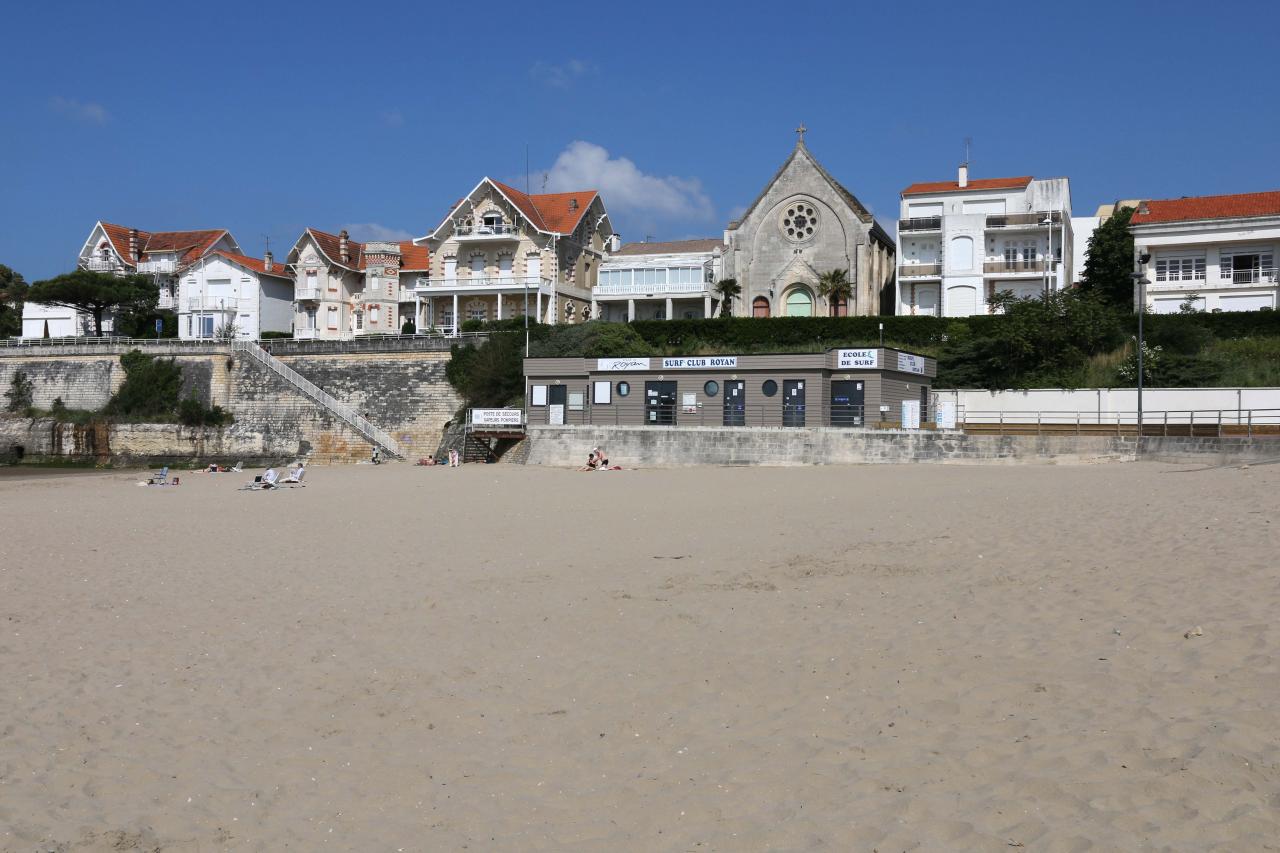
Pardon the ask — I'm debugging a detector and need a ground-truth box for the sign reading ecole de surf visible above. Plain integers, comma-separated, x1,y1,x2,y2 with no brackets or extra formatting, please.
836,349,879,369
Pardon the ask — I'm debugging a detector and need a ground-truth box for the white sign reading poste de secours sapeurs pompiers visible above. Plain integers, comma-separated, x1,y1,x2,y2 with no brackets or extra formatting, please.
596,357,741,371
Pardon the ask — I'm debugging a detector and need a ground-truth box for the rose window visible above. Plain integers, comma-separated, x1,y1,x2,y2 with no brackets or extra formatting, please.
782,202,818,241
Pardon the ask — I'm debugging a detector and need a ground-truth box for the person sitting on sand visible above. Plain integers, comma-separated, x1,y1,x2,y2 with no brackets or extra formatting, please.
595,447,609,470
261,467,279,489
580,450,598,471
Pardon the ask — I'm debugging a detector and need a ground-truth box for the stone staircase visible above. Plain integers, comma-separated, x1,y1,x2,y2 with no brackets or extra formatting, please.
231,340,402,458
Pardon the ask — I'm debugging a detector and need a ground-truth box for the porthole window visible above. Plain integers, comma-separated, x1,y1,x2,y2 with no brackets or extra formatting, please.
617,381,631,397
762,379,778,397
703,380,719,397
781,201,818,242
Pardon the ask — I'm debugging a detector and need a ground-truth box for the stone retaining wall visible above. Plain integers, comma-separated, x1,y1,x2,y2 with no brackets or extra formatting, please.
523,425,1280,467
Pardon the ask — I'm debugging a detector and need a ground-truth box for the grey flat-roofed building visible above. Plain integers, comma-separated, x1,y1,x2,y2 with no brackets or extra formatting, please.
524,348,936,428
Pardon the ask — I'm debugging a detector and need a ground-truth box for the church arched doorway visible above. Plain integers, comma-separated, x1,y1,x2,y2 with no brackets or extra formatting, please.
752,296,771,318
783,285,814,317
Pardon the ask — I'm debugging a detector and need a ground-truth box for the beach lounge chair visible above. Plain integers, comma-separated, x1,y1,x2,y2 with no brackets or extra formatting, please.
280,466,306,487
147,466,170,485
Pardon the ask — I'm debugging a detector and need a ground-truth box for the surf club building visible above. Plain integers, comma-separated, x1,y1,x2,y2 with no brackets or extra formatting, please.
523,348,936,429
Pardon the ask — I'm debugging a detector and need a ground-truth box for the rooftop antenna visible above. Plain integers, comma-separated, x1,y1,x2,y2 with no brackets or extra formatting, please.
541,171,549,192
262,234,271,254
525,143,530,196
963,136,972,165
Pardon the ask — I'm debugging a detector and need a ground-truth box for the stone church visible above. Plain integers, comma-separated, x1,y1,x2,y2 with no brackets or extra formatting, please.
722,130,895,317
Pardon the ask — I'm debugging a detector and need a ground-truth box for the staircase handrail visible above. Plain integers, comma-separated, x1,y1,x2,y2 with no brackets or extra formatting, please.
232,340,401,457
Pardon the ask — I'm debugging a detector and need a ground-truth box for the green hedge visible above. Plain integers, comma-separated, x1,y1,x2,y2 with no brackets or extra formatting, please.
627,316,954,351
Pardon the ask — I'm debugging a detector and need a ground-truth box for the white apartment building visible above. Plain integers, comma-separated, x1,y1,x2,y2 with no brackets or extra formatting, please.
23,221,237,337
595,239,724,321
895,167,1073,317
1129,190,1279,313
411,178,613,332
286,229,430,339
178,250,294,340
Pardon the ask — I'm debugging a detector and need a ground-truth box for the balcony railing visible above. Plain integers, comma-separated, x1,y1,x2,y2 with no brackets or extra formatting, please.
898,262,942,278
413,275,550,290
1224,267,1278,285
187,297,240,311
454,222,519,238
137,258,177,274
593,280,709,296
295,287,322,301
157,293,178,310
294,328,319,340
397,288,416,302
898,216,942,233
986,211,1063,229
83,258,118,272
983,259,1049,275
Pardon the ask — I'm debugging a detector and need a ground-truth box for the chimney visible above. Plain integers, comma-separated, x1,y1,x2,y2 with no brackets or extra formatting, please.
128,228,139,262
263,250,273,272
958,163,969,188
338,229,350,265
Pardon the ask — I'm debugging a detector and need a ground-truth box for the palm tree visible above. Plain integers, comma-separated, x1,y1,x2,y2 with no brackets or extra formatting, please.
713,278,741,317
817,268,853,317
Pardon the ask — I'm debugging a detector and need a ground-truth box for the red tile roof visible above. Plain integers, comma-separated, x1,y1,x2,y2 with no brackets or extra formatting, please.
1129,190,1280,225
210,250,295,279
100,222,230,267
901,176,1033,196
303,228,429,273
491,180,598,234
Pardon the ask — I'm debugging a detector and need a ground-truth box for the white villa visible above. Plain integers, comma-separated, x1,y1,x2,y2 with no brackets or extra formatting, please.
895,166,1074,317
286,229,430,339
1130,190,1279,313
23,221,236,337
595,239,724,321
178,250,294,340
410,178,613,332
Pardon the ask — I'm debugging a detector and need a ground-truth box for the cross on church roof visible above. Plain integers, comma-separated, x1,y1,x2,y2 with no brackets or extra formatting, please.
795,123,807,143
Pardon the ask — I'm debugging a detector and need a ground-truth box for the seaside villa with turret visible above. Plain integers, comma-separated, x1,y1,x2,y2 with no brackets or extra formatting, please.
409,178,613,332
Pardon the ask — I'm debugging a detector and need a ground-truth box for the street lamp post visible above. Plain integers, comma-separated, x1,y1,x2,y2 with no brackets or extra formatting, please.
1132,252,1152,444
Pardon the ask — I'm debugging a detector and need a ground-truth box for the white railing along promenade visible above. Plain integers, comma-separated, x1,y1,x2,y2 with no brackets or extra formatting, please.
958,407,1280,437
231,340,402,458
592,280,709,296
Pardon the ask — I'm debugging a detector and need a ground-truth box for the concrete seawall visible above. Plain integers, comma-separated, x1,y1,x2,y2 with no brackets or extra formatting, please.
522,425,1279,467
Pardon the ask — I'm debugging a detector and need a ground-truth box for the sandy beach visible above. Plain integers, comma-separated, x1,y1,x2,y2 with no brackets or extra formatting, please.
1,460,1278,851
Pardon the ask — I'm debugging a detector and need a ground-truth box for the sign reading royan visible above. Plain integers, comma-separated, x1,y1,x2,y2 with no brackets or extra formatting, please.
896,352,926,375
836,348,879,369
597,357,652,371
660,356,739,369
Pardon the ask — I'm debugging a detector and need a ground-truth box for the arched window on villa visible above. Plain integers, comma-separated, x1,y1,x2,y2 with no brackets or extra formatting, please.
752,296,771,318
784,286,814,317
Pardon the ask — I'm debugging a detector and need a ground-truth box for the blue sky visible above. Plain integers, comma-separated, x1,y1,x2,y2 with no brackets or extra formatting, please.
2,0,1278,281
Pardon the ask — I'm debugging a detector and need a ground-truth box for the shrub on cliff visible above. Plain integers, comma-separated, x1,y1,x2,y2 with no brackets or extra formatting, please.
5,370,34,412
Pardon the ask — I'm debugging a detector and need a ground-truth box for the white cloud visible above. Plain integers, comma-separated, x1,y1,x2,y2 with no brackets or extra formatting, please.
340,223,414,242
543,141,715,224
50,97,109,124
529,59,594,88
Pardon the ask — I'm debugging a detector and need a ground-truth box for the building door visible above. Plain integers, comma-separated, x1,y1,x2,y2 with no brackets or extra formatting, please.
645,381,677,425
920,386,930,424
830,380,864,427
723,380,745,426
782,379,806,426
548,384,567,426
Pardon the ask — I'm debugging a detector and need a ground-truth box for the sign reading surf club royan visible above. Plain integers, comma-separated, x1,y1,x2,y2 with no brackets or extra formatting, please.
660,356,739,369
596,358,652,371
836,349,879,369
